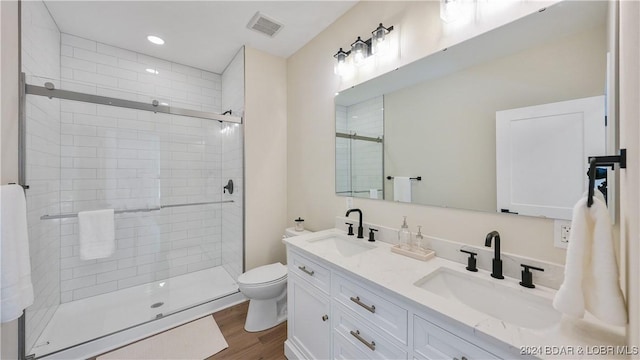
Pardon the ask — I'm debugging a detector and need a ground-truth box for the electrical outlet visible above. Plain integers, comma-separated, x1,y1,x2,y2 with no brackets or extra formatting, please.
560,224,571,243
346,197,353,210
554,220,571,249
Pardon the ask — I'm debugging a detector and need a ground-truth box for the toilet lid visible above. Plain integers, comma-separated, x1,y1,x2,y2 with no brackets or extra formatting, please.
238,262,287,285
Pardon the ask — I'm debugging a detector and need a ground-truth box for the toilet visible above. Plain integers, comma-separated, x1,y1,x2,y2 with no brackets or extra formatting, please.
238,227,312,332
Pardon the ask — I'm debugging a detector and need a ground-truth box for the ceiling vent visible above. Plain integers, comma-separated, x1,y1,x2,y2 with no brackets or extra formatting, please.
247,12,284,37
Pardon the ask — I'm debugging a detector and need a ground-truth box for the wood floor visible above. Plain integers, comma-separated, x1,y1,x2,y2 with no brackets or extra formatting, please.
93,301,287,360
207,301,287,360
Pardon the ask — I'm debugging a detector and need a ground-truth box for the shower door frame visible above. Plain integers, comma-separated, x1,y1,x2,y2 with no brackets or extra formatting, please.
18,76,246,359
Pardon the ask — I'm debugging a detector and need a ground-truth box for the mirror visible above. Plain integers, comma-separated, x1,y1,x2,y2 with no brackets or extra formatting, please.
335,1,611,220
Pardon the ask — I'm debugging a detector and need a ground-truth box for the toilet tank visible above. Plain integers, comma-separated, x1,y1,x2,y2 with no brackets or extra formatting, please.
284,227,312,238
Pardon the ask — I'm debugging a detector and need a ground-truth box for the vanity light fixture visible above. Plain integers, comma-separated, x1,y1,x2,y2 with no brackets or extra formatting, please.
440,0,473,23
147,35,165,45
333,22,395,75
350,36,369,65
145,68,159,75
333,47,350,76
371,23,394,55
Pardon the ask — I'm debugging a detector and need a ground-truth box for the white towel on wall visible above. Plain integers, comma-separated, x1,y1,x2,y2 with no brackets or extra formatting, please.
79,209,115,260
393,177,412,203
1,185,34,323
552,194,627,326
369,189,378,199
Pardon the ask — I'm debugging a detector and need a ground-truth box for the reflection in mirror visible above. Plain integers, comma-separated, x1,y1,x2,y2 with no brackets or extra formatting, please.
335,1,611,220
335,96,384,199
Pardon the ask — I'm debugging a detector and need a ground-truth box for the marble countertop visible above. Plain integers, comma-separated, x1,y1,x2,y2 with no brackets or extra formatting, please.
283,228,627,359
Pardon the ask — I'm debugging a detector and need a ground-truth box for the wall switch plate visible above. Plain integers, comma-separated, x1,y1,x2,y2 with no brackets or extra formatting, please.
346,197,353,210
554,219,571,249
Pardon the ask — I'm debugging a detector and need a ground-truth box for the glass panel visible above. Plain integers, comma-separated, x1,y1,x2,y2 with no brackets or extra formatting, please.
334,96,384,198
24,97,242,357
351,139,383,199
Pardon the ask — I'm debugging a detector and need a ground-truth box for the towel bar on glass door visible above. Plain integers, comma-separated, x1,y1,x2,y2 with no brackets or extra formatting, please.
39,200,234,220
587,149,626,207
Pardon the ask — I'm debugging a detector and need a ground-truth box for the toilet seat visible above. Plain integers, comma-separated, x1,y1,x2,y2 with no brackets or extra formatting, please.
238,262,287,286
239,275,286,288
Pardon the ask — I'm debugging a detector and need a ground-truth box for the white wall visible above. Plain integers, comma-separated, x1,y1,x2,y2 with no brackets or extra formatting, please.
244,47,287,270
287,0,570,265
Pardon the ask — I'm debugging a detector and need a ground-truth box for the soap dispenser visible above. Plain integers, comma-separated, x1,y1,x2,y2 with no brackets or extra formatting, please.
415,225,424,252
398,216,411,250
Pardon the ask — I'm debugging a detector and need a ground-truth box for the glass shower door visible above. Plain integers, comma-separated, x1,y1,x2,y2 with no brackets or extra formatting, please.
24,96,242,357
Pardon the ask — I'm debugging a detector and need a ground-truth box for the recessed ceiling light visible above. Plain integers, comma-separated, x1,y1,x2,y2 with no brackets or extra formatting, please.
145,68,159,75
147,35,165,45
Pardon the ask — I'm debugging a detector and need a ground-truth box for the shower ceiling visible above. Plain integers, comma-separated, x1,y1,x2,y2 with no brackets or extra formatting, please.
44,1,357,74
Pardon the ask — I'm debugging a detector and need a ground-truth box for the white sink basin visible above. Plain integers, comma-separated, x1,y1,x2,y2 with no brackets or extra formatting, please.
414,267,560,329
306,235,375,257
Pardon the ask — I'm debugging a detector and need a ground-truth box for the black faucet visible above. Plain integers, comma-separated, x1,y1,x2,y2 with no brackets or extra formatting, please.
485,231,504,279
345,209,364,238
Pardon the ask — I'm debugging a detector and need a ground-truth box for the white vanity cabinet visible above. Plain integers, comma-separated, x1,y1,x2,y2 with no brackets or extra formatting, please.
285,246,507,360
413,315,501,360
286,251,332,360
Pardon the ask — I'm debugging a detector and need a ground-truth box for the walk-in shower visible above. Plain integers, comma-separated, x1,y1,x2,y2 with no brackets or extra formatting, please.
20,2,245,358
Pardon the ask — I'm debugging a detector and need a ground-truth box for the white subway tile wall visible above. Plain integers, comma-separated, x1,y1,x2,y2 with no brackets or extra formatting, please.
22,1,61,353
60,34,223,114
221,49,245,281
337,97,384,198
54,34,245,301
58,105,231,302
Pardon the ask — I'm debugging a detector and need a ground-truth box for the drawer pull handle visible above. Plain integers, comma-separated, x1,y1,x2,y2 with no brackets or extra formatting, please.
350,330,376,351
298,265,314,276
322,314,329,321
350,296,376,313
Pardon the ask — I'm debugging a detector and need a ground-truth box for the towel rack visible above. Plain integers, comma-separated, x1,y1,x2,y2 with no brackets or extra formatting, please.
587,149,626,207
40,200,234,220
386,176,422,181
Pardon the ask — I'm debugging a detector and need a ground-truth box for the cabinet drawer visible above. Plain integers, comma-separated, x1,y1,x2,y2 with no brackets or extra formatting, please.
288,251,331,294
333,273,408,344
333,305,408,360
334,332,369,360
413,315,500,360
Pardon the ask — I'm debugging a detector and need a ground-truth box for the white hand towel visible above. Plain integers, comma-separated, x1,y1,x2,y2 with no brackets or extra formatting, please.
79,209,115,260
369,189,378,199
393,177,412,203
1,185,34,323
553,195,627,326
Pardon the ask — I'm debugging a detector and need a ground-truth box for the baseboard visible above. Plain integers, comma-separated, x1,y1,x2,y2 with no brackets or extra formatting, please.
284,339,305,360
40,292,246,360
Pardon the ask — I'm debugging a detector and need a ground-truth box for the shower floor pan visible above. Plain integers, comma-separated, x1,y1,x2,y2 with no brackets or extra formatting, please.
31,266,239,358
